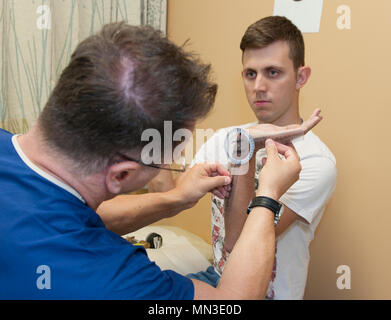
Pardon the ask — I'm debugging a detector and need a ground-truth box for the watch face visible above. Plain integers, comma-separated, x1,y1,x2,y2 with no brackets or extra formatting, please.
224,127,255,165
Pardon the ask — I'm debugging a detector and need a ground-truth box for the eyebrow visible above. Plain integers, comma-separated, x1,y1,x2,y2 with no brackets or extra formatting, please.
265,65,284,71
243,67,256,73
243,65,284,73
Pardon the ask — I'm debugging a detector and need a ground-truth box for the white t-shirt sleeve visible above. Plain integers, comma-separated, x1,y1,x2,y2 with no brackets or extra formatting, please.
190,130,229,168
279,155,337,224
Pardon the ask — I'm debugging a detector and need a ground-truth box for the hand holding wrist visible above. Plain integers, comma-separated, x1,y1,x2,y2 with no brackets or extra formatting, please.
166,187,195,211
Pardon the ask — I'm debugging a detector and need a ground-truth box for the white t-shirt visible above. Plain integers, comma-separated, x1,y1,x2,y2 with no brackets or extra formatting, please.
191,122,337,299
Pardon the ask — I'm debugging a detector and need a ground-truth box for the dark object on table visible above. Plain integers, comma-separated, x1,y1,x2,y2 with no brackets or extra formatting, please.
146,232,163,249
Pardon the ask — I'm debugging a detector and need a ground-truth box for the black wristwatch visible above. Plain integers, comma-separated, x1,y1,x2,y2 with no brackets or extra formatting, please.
247,196,284,226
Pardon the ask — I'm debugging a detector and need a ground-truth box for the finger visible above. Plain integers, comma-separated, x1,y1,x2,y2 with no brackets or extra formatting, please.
205,175,232,192
224,184,231,192
302,108,322,133
214,163,231,177
265,139,279,160
214,188,230,199
204,162,230,177
273,140,300,161
312,108,321,117
273,140,296,151
217,186,226,197
212,189,225,199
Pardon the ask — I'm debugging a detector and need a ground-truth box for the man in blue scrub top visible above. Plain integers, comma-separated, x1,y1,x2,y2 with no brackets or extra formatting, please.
0,22,301,299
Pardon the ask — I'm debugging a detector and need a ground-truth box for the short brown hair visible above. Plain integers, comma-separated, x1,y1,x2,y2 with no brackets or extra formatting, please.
39,22,217,174
240,16,305,70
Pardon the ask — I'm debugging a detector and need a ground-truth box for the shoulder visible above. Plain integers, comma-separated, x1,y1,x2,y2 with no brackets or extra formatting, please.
280,131,337,219
0,128,12,135
295,130,336,165
0,129,13,150
293,131,337,186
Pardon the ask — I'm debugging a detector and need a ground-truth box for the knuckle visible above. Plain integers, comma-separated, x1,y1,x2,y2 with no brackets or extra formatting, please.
294,163,302,178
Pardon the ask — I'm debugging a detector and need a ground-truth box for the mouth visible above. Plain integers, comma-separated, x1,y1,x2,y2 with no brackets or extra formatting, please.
254,100,271,107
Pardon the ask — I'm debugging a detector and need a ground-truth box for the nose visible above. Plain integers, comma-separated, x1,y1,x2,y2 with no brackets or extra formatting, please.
254,74,267,93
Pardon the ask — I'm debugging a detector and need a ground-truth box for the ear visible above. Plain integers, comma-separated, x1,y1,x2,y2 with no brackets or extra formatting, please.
296,66,311,89
105,161,140,195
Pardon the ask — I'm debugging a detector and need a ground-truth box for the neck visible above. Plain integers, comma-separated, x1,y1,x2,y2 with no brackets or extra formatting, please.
260,101,302,127
274,109,302,127
17,125,107,211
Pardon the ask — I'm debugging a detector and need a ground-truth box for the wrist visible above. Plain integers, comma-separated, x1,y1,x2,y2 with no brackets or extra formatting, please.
248,195,284,226
255,189,279,201
165,188,193,213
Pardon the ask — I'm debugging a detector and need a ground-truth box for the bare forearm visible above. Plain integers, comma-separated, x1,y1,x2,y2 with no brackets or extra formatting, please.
97,191,188,235
147,170,176,192
98,163,232,236
194,207,275,299
220,207,275,298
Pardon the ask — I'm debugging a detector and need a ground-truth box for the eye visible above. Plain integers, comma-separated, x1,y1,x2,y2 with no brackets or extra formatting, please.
268,69,280,77
245,70,257,79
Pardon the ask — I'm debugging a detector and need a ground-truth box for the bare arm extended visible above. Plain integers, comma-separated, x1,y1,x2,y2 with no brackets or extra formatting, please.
223,109,322,252
97,163,231,235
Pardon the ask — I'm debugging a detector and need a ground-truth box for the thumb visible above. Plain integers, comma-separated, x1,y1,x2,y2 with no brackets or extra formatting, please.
265,139,278,160
204,175,232,192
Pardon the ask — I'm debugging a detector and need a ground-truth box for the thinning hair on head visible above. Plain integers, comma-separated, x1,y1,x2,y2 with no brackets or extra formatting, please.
39,22,217,174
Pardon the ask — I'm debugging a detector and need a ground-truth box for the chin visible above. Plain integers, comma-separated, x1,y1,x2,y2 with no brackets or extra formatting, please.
255,111,276,124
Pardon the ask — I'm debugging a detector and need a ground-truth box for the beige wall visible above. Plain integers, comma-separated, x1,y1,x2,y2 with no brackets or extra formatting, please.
156,0,391,299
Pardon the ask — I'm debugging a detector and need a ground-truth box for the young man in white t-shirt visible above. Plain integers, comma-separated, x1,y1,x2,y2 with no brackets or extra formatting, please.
100,16,337,299
187,16,337,299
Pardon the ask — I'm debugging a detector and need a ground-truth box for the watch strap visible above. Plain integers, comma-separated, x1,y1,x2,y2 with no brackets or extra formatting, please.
247,196,283,226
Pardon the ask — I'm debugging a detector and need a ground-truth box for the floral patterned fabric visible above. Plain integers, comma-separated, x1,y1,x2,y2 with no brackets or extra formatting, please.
211,148,276,299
